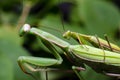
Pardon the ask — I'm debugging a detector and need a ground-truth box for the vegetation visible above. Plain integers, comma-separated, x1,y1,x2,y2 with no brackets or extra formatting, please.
0,0,120,80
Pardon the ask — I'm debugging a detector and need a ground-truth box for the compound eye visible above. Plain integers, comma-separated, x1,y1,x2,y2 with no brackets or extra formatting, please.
19,24,31,37
23,24,31,32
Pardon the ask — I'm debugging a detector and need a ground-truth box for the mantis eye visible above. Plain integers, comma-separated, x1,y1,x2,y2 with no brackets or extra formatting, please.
23,24,31,32
19,24,31,37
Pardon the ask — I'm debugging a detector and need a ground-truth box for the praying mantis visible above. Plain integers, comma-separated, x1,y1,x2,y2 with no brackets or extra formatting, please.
18,24,120,80
63,30,120,53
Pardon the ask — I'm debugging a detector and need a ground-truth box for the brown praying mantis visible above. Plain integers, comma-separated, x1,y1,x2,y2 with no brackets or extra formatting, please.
18,24,120,80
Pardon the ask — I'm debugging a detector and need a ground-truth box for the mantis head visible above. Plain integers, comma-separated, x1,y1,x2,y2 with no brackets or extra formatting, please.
63,30,71,39
19,24,31,37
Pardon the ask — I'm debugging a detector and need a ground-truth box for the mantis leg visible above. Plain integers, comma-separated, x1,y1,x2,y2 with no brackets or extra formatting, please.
18,39,63,77
72,66,86,80
104,72,120,80
104,34,113,51
63,30,94,45
104,72,120,77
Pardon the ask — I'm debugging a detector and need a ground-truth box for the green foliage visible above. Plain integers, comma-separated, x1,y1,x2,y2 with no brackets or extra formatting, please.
71,0,120,36
0,0,120,80
0,27,33,80
0,52,13,80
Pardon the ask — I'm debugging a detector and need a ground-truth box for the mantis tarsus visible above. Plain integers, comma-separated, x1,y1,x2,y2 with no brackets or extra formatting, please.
18,24,120,80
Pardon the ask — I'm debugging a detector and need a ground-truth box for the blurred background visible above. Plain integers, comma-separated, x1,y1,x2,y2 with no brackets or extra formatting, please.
0,0,120,80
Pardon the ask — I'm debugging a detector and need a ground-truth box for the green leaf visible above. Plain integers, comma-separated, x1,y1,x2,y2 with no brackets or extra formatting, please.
75,0,120,36
0,27,33,80
0,52,13,80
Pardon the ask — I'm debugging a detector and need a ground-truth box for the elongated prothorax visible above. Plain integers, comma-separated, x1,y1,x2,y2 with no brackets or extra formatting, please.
19,24,70,49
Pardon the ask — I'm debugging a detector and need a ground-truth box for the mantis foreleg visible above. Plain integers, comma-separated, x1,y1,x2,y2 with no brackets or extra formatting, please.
18,38,63,79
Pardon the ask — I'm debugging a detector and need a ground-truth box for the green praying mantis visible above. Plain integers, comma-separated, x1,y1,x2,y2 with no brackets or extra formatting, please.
63,30,120,53
18,24,120,80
